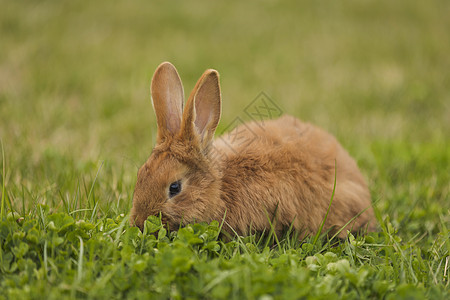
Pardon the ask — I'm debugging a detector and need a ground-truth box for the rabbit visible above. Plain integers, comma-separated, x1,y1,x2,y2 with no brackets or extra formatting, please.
130,61,376,239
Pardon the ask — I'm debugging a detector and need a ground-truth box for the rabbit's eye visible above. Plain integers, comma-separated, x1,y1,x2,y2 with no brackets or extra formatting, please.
169,181,182,197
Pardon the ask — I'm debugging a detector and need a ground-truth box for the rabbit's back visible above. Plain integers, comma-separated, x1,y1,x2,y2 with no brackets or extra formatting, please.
215,115,375,237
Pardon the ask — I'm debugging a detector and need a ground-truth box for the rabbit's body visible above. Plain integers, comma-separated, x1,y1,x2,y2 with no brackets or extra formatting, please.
130,62,376,238
214,115,374,237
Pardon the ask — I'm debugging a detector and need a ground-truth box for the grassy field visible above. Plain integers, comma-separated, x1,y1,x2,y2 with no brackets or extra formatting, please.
1,0,449,299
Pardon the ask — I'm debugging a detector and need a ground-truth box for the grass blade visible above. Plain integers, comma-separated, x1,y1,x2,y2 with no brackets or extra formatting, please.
313,160,337,246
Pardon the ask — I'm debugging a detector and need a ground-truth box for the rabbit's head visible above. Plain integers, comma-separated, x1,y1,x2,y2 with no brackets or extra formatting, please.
130,62,225,231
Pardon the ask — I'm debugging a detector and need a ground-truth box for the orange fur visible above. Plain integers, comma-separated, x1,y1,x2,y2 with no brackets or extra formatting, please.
130,62,376,238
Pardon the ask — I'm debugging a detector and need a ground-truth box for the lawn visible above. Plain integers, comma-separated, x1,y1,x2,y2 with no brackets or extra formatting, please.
0,0,449,299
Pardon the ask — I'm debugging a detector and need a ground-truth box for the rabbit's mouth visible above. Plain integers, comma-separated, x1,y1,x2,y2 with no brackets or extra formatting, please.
160,212,181,232
132,213,180,233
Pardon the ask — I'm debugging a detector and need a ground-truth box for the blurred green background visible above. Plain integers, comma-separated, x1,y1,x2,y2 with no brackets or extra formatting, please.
0,0,449,232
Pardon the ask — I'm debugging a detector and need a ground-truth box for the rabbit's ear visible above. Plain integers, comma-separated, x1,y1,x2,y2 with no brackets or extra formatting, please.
182,69,221,150
151,62,184,142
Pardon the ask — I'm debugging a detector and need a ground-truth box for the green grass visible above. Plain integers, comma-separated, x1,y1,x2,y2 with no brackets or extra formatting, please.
1,0,449,298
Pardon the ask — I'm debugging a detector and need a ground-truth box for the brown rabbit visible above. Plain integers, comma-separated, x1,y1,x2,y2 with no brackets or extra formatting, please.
130,62,376,238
